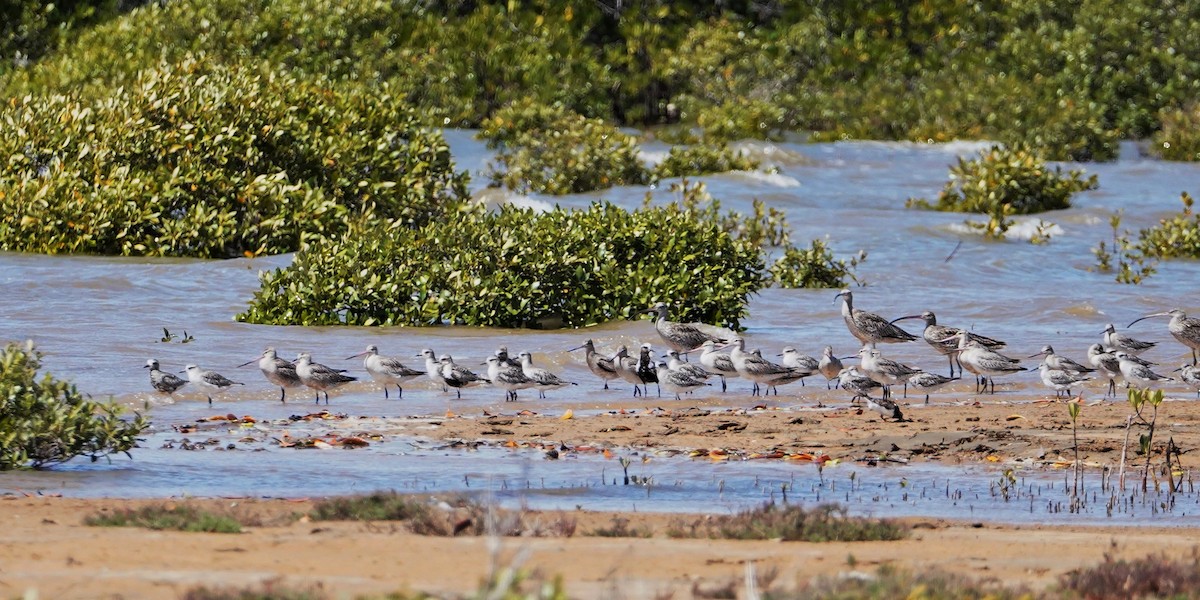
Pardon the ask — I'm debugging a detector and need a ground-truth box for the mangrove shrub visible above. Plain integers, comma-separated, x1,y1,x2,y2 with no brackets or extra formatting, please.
907,145,1098,238
1155,104,1200,161
0,341,148,470
0,59,469,257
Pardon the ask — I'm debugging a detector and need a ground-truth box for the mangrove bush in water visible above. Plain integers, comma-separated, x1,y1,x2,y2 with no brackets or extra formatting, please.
1094,192,1200,284
907,145,1098,239
0,59,468,258
0,341,148,470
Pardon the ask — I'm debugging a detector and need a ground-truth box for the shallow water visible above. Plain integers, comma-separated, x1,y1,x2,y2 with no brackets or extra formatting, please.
3,135,1200,524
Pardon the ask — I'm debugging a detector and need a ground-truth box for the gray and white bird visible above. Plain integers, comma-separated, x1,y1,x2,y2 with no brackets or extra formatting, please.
1086,344,1124,398
838,366,883,403
637,343,660,397
519,351,576,399
752,349,807,394
665,349,711,382
1173,364,1200,399
777,347,819,386
183,364,243,405
865,395,904,422
730,338,807,396
346,345,424,399
495,346,522,369
697,340,739,392
485,355,534,402
907,371,957,404
440,355,489,398
835,289,917,346
857,347,922,399
1116,351,1173,389
569,339,619,390
145,359,187,394
419,349,448,392
642,303,736,357
1027,345,1095,375
1038,362,1092,398
818,346,844,389
1102,323,1156,356
238,347,302,403
614,346,651,397
655,361,711,400
891,311,1005,377
1129,309,1200,365
295,352,356,404
945,331,1025,394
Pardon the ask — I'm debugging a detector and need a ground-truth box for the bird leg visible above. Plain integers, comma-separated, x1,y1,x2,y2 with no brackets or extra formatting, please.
279,387,286,403
397,385,404,399
603,382,609,390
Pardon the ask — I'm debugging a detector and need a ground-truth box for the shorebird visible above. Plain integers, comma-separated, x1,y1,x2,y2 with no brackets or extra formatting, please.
519,351,576,398
440,355,489,398
835,289,917,346
485,355,534,401
1129,309,1200,365
729,338,806,396
1115,351,1173,390
697,340,739,392
295,352,356,404
614,346,650,397
665,350,711,382
1038,362,1092,398
145,359,186,394
237,347,301,403
1173,364,1200,398
569,340,619,389
778,347,818,386
419,349,448,392
944,331,1024,394
892,311,1005,376
1027,345,1095,375
655,361,711,400
345,345,424,399
642,303,736,357
183,365,243,405
907,371,957,404
495,346,522,369
637,344,660,396
1102,323,1156,356
838,366,883,403
865,395,904,422
752,348,807,394
1086,344,1124,397
818,346,843,389
857,347,922,399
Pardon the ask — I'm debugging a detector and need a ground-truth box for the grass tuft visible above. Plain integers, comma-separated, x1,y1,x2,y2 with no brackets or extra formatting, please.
85,504,242,533
667,503,907,542
588,516,652,538
309,493,576,538
309,492,429,522
1058,552,1200,599
795,564,1032,599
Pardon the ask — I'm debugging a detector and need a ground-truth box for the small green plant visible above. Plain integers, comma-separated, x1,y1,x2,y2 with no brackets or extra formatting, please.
588,516,652,538
309,492,430,522
310,494,575,538
1129,192,1200,261
771,240,866,289
651,143,760,180
86,504,243,533
1127,387,1166,493
907,145,1098,239
0,340,148,470
668,503,907,542
1092,210,1157,284
1068,397,1082,501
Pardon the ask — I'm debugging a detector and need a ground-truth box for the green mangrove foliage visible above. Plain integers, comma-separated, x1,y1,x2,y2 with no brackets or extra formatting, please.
0,341,148,470
771,240,866,289
652,144,760,180
8,0,1200,161
1094,193,1200,284
907,145,1098,239
1155,104,1200,161
0,59,469,257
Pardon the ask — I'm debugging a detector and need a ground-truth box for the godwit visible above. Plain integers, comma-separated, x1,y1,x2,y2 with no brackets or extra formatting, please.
1027,345,1095,375
1129,309,1200,365
1173,364,1200,398
729,339,806,396
642,303,736,357
345,345,424,399
891,311,1005,376
835,290,917,346
295,352,356,404
237,347,301,403
1086,344,1123,397
145,359,186,394
519,351,576,398
655,361,711,400
568,340,619,389
1115,351,1173,390
907,371,957,404
419,349,448,392
857,347,922,399
818,346,843,389
1102,323,1156,356
665,350,711,382
697,340,738,392
778,347,818,386
440,355,489,398
1037,362,1092,398
751,348,806,394
485,355,533,401
183,365,243,405
944,331,1024,394
837,366,883,403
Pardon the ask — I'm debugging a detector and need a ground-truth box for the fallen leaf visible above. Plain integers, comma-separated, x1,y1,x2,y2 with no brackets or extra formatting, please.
560,409,574,420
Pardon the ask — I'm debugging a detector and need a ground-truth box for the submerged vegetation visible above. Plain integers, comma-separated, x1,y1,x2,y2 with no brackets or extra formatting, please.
0,341,147,470
1093,192,1200,283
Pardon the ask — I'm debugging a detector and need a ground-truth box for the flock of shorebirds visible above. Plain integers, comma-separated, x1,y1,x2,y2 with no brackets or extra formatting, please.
144,293,1200,421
